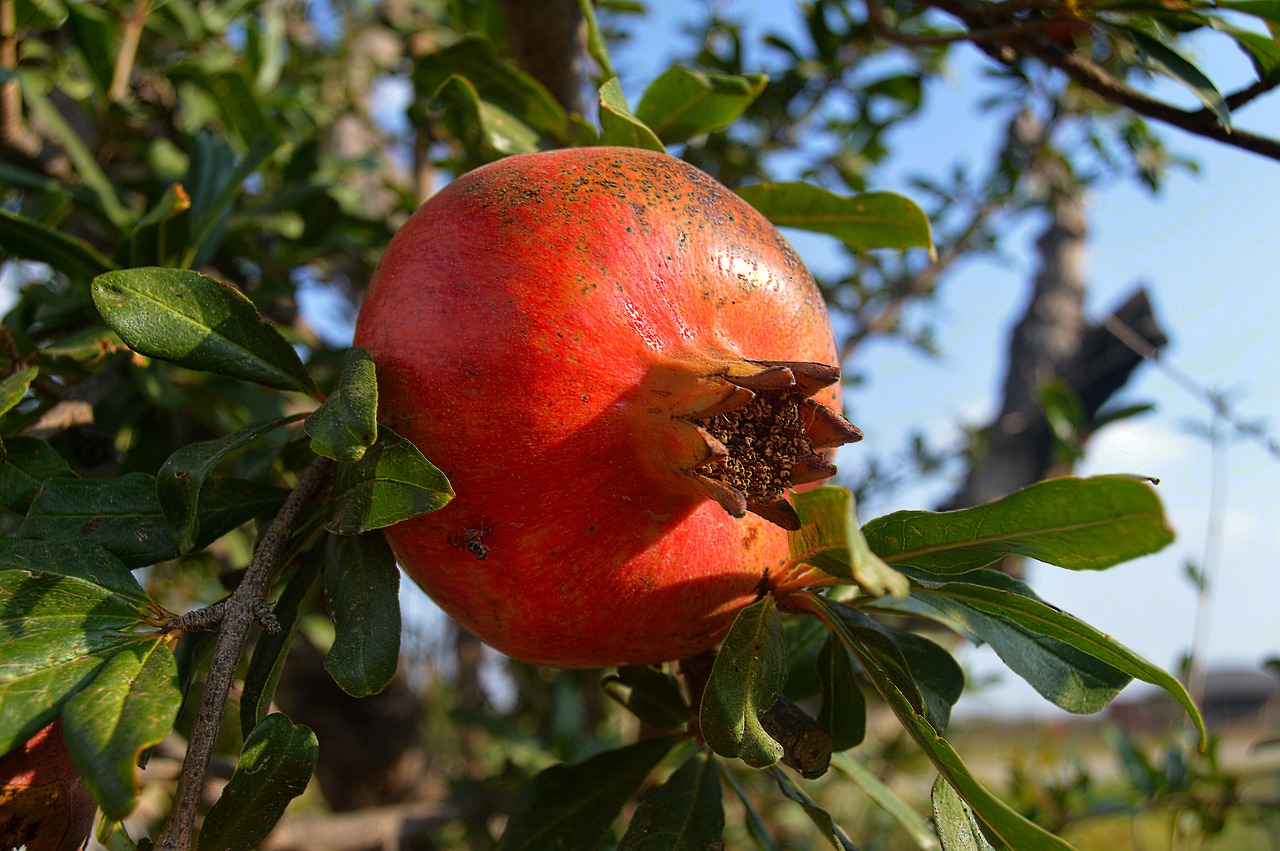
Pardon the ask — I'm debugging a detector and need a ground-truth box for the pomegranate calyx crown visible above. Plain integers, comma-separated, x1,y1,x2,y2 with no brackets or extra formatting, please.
683,359,862,531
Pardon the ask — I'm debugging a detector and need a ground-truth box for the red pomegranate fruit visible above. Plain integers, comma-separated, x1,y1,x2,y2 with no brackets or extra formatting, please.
0,719,96,851
355,147,860,667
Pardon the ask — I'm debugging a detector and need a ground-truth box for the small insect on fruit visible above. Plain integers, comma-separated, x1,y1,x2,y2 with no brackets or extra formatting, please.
449,521,495,561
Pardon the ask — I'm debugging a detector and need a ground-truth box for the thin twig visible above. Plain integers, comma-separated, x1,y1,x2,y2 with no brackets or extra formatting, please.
0,0,40,159
154,456,334,851
109,0,151,103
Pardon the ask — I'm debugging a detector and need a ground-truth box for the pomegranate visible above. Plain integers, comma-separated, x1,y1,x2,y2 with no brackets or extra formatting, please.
355,147,859,667
0,720,96,851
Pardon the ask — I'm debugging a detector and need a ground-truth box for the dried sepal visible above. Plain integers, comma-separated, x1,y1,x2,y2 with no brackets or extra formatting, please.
746,495,802,531
799,398,863,449
754,360,840,396
723,361,796,392
789,451,838,486
692,472,749,517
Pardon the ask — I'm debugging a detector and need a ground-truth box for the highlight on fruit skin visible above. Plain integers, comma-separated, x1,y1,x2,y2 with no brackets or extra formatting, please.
356,146,859,668
0,719,97,851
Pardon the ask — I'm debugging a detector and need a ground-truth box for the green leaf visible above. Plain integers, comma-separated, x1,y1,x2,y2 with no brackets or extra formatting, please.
496,735,681,851
0,208,118,279
790,486,909,598
19,472,287,567
769,766,859,851
602,664,690,730
817,636,866,751
305,346,378,463
618,750,724,851
325,426,453,534
699,597,788,768
0,437,76,513
92,267,319,396
833,627,1077,851
431,74,543,161
909,568,1133,714
62,639,181,818
198,714,319,851
1216,0,1280,24
321,533,400,697
634,67,768,144
1110,24,1231,126
0,365,38,417
832,753,939,850
415,36,572,145
736,183,934,254
0,538,149,604
157,415,301,552
910,572,1206,746
862,475,1174,574
932,776,996,851
183,134,286,268
242,543,323,740
577,0,619,81
598,78,666,152
0,567,158,752
1207,20,1280,80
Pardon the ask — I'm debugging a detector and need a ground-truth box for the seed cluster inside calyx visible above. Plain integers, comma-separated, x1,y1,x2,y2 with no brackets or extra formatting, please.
696,389,812,504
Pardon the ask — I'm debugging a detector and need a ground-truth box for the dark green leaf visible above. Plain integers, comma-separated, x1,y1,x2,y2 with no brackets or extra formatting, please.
496,735,680,851
831,754,938,850
769,766,859,851
92,267,319,396
431,74,543,161
0,437,76,513
19,472,288,567
910,572,1205,746
634,67,768,144
62,639,180,818
699,597,788,768
183,134,285,268
321,533,400,697
198,714,319,851
790,487,909,598
598,78,666,151
1216,0,1280,22
0,209,118,279
325,426,453,534
1110,25,1231,126
305,346,378,463
736,183,933,254
1207,20,1280,80
0,538,149,604
932,776,996,851
158,415,301,552
817,636,866,751
0,364,38,417
618,750,724,851
242,543,323,740
909,569,1132,714
862,476,1174,574
602,664,690,730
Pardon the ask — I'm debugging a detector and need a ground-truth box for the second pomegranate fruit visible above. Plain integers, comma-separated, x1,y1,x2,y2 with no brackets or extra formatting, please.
355,146,860,667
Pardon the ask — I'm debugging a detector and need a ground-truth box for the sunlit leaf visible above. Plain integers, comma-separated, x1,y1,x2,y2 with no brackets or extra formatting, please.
198,714,318,851
578,0,619,80
305,346,378,463
737,183,934,254
832,753,939,850
321,533,400,697
496,735,681,851
862,475,1174,574
598,78,666,151
431,74,543,161
617,750,724,851
909,568,1133,714
932,776,996,851
92,267,319,396
790,486,909,598
325,426,453,534
62,639,180,818
699,597,787,768
1110,24,1231,126
635,67,767,143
